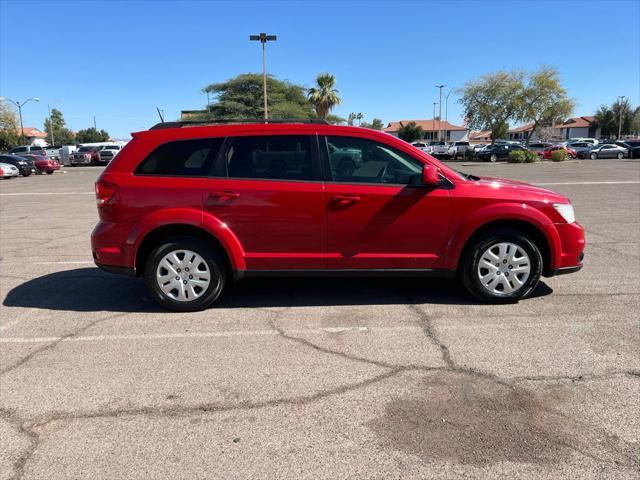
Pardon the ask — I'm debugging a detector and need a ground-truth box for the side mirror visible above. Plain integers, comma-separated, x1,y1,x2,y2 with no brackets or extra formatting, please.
422,164,441,186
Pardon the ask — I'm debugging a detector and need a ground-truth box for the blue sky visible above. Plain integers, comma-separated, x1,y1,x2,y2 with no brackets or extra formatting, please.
1,0,638,139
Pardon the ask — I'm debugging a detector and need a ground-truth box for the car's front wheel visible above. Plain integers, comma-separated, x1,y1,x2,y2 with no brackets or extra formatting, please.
461,229,543,303
144,237,226,311
617,152,624,159
489,154,498,162
590,152,598,160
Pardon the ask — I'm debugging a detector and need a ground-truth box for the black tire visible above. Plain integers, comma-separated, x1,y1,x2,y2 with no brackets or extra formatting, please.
489,153,498,162
460,228,543,303
617,152,624,159
22,172,31,177
144,237,226,312
46,171,53,174
590,152,597,160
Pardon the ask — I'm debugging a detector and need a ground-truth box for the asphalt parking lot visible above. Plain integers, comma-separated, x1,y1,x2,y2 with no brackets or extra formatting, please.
1,159,639,479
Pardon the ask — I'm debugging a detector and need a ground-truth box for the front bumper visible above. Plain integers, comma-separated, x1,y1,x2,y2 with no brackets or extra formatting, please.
543,222,585,277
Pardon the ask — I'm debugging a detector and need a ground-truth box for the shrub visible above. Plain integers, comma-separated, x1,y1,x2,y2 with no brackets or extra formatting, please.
524,150,539,163
507,150,526,163
551,149,568,162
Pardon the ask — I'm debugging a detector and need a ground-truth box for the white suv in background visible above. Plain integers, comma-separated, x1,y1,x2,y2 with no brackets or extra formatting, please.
98,145,122,164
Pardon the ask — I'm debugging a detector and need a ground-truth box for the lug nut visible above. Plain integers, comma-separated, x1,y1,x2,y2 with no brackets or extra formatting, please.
177,268,181,273
189,275,193,279
175,276,179,280
183,280,187,285
185,268,189,272
508,265,513,269
505,272,509,277
503,259,507,264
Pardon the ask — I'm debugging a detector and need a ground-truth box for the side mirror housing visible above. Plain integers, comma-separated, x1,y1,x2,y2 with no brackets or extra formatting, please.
422,164,441,186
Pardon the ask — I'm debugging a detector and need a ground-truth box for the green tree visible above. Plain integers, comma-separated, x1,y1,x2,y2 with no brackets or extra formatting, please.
397,121,424,142
307,73,341,119
370,118,384,130
458,70,525,143
360,118,384,130
76,127,110,143
0,103,20,151
518,66,574,145
202,73,315,120
44,108,76,145
325,114,346,125
631,107,640,135
595,99,636,137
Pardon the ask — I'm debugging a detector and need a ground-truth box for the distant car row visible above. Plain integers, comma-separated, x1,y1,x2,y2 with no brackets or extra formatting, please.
0,153,60,179
6,143,123,166
411,138,640,162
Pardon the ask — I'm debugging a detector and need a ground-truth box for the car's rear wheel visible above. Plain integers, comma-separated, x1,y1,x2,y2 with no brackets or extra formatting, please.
144,237,226,311
590,152,597,160
489,153,498,162
46,171,53,174
461,229,543,303
617,152,624,159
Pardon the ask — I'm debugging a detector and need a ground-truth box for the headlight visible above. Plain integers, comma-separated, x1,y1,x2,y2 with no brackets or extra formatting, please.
553,203,575,223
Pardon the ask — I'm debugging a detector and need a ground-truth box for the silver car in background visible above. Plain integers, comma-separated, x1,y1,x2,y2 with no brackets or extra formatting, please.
0,162,20,179
577,143,627,159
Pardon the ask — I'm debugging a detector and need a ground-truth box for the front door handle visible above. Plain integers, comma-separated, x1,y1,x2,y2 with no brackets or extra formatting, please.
331,195,360,206
206,191,240,206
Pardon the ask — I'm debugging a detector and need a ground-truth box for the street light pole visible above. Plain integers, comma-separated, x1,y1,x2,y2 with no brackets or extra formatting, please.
617,96,626,139
250,33,277,121
0,96,40,141
444,88,453,130
432,102,437,140
436,85,445,141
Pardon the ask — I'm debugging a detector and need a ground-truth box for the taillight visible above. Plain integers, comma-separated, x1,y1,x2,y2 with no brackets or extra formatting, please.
95,180,118,207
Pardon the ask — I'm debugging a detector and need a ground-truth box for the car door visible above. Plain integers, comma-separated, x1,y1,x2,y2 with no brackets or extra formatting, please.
202,134,326,271
321,134,451,270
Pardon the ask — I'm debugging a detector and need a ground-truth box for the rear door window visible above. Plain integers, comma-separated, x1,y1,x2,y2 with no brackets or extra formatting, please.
135,138,224,176
225,135,313,181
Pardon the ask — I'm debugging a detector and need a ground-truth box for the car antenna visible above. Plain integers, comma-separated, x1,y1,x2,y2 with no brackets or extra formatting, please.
156,107,165,123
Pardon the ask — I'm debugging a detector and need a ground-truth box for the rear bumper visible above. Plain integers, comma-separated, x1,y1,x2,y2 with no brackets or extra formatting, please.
547,263,583,277
91,221,135,272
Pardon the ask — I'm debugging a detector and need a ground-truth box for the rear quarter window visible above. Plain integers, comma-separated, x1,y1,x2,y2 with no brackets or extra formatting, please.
135,138,224,177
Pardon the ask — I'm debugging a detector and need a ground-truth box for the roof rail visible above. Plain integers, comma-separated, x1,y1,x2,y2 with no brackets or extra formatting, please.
149,118,330,130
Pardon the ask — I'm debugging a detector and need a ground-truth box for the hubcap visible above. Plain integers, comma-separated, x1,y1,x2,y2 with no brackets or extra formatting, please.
156,250,211,302
477,242,531,295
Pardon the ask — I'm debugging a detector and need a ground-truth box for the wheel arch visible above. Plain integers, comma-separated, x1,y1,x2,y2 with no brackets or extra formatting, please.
446,210,559,276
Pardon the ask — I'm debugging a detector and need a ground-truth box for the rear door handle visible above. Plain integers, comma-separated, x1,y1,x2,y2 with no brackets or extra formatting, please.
207,191,240,205
331,195,360,206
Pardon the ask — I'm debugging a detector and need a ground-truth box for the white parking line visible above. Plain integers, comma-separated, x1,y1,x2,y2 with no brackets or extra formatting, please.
0,192,94,196
0,325,420,344
536,181,640,186
33,261,94,265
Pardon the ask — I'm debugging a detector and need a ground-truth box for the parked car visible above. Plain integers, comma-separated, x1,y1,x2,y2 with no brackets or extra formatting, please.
0,154,37,176
70,146,102,166
21,154,61,174
576,144,627,159
618,140,640,158
8,145,47,157
539,145,577,159
91,121,585,311
476,143,529,162
527,142,553,153
448,141,471,159
98,145,122,164
428,141,450,158
567,137,598,145
0,161,20,179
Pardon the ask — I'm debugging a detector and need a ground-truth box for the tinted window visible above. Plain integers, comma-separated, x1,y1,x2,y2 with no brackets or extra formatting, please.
10,147,27,153
135,138,224,176
226,135,312,181
325,136,422,185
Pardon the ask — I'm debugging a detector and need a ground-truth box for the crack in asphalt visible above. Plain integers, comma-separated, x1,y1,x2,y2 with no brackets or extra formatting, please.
3,298,639,474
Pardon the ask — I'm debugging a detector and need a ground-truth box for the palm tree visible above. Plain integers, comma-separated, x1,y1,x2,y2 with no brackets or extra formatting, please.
307,73,341,119
356,112,364,126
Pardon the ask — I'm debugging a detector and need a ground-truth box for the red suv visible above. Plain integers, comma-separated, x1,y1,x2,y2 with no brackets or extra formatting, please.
92,121,584,311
